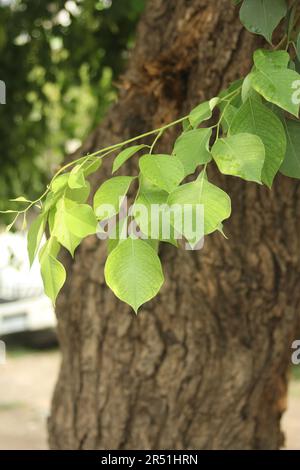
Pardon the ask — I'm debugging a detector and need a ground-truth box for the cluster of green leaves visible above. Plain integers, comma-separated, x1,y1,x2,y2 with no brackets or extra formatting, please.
0,0,145,213
3,0,300,313
5,46,300,312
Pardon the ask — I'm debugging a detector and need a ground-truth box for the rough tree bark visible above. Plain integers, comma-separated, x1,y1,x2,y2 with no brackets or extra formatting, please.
48,0,300,450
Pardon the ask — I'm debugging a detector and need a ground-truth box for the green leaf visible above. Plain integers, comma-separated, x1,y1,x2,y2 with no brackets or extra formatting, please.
280,118,300,179
82,157,102,177
230,97,286,187
55,199,97,240
48,207,56,233
68,165,86,189
27,214,46,266
39,236,60,261
107,217,128,254
182,118,191,132
241,73,262,103
211,133,265,183
254,49,290,70
189,97,220,128
9,196,31,203
51,203,82,257
65,181,90,204
167,172,231,239
240,0,287,44
93,176,134,219
40,243,66,304
43,180,90,215
0,210,19,214
42,192,60,213
139,154,184,193
173,128,212,176
220,104,238,133
219,79,243,108
132,181,177,244
112,145,148,173
250,50,300,117
104,237,164,313
51,173,69,193
5,215,18,232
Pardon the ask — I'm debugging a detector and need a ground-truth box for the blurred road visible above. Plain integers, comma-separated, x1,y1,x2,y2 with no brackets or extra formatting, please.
0,348,299,449
0,348,60,450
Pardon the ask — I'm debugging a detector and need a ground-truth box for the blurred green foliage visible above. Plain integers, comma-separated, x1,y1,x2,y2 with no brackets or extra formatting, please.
0,0,145,213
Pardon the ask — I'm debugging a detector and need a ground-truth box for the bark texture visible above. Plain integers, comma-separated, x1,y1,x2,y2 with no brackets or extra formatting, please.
48,0,300,450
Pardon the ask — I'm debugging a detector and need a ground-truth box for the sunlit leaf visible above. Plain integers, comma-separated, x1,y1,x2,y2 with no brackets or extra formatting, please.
112,145,148,173
27,214,46,266
139,154,184,193
173,128,212,176
104,238,164,313
230,97,286,187
211,133,265,183
93,176,134,219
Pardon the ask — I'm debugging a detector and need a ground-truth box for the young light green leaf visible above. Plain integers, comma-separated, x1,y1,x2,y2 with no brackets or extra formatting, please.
250,50,300,117
27,214,46,266
173,128,212,176
0,210,19,214
240,0,287,44
51,204,82,257
55,199,97,240
93,176,134,219
51,173,69,193
211,133,265,183
132,184,177,244
9,196,31,203
133,187,168,236
189,97,220,128
5,214,18,232
167,172,231,238
254,49,290,70
68,165,86,189
139,154,184,193
65,181,90,204
280,118,300,179
230,97,286,187
82,157,102,177
104,237,164,313
48,207,56,233
40,251,66,304
112,145,148,173
42,192,60,213
39,236,60,262
107,217,128,254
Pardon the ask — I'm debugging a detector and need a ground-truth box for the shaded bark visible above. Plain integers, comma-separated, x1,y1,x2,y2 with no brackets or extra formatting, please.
48,0,300,450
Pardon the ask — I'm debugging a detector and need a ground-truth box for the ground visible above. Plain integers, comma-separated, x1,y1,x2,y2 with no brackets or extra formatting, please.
0,346,299,450
0,347,59,450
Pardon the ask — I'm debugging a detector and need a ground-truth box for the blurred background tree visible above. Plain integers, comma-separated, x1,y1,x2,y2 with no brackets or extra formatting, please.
0,0,145,212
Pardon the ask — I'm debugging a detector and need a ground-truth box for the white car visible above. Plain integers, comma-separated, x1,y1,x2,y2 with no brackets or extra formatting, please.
0,231,57,344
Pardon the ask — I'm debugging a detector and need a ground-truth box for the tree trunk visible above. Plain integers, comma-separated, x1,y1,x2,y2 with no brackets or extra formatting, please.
48,0,300,450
